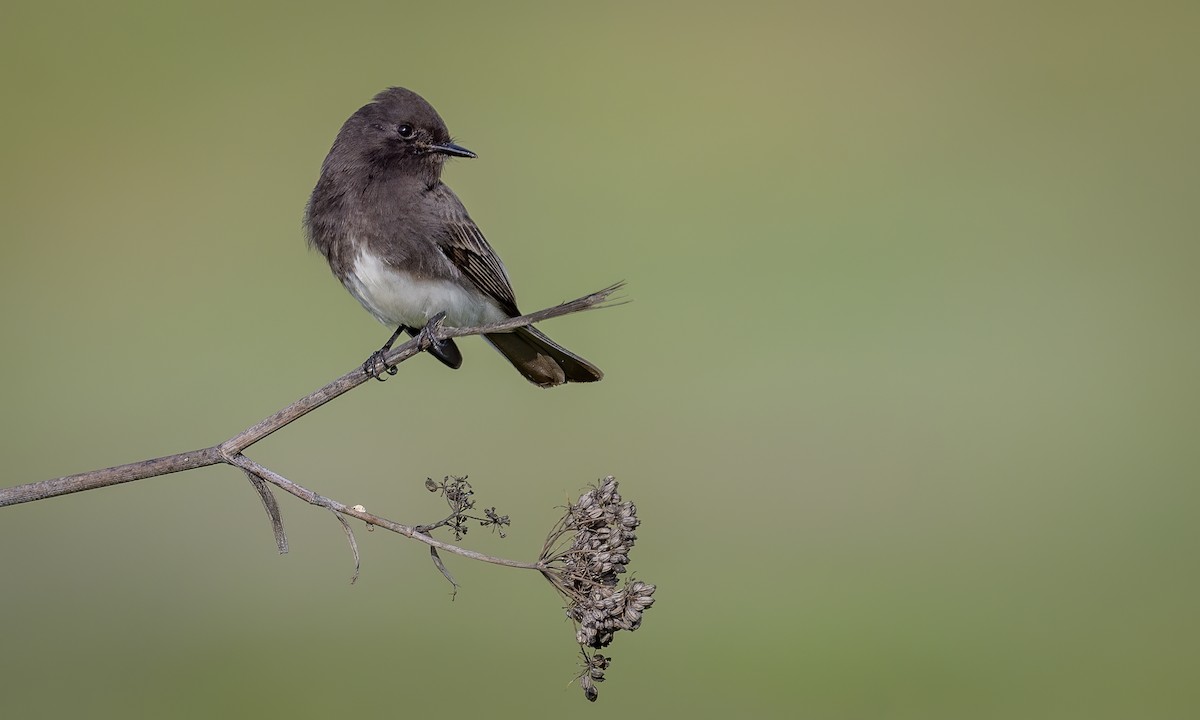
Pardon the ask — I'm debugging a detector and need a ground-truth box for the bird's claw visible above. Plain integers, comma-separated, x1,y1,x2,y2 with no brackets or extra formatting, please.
416,311,449,353
361,314,447,381
362,350,398,381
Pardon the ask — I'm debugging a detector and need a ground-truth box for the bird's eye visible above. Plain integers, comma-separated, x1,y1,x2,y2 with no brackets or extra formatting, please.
397,124,415,139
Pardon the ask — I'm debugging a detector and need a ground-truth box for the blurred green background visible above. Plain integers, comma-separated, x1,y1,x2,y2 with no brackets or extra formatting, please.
1,1,1197,717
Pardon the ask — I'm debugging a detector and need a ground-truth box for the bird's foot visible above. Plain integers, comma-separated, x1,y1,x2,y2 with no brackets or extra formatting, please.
416,312,448,351
362,349,400,381
362,324,409,381
414,312,461,369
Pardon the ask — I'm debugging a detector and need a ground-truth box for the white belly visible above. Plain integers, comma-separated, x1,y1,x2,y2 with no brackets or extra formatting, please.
344,249,508,328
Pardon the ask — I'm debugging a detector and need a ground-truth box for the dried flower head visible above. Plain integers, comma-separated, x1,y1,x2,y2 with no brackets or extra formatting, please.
420,476,510,540
539,476,656,702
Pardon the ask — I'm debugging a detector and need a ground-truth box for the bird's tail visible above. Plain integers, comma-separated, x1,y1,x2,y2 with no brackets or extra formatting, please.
484,326,603,388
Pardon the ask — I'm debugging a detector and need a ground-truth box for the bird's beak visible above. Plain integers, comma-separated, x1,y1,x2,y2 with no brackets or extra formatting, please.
426,141,477,159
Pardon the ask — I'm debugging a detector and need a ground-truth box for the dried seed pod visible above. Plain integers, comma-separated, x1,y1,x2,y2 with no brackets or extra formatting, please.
580,674,598,702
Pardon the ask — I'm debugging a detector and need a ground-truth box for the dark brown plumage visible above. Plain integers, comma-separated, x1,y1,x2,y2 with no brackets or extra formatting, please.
304,87,602,387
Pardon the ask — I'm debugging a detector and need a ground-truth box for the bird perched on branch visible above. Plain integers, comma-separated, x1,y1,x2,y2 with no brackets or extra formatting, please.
305,87,603,387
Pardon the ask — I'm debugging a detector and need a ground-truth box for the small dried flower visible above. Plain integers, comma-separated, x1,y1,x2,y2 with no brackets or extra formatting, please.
419,476,509,542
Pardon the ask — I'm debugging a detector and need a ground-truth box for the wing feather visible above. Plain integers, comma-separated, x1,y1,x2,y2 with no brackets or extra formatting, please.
433,186,520,317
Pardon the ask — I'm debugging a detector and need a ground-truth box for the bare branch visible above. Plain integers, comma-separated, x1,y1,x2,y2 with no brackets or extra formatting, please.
439,282,627,339
0,283,621,508
0,447,223,506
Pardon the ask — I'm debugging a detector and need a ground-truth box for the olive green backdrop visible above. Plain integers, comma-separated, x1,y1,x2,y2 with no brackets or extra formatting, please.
1,2,1196,718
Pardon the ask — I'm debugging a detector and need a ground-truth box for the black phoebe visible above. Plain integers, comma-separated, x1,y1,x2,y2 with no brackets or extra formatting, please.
304,87,603,387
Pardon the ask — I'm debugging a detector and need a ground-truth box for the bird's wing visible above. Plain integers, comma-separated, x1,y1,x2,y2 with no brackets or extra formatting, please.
433,185,521,317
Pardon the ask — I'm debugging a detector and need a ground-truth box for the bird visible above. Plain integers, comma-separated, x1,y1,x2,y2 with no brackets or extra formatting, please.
304,87,603,388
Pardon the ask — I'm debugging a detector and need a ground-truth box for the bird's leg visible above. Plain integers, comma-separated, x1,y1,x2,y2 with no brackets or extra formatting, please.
363,324,410,381
416,312,450,358
409,311,462,370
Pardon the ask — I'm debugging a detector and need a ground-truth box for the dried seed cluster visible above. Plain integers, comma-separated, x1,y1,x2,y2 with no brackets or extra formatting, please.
541,476,656,702
572,577,656,650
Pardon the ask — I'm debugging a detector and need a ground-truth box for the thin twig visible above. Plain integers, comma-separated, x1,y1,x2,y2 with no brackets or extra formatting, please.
227,453,543,570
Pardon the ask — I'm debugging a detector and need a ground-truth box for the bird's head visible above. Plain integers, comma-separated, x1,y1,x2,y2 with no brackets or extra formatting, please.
335,87,475,183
